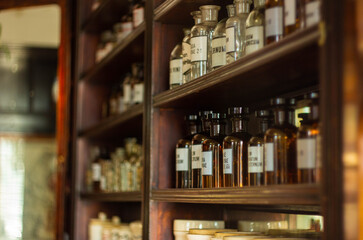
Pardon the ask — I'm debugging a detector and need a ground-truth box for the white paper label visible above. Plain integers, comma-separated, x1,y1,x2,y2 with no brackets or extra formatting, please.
182,42,191,73
265,7,283,37
212,37,226,68
285,0,296,26
297,138,317,169
248,146,264,173
202,151,213,176
170,59,183,85
191,144,202,169
223,148,233,174
190,36,208,62
264,143,274,172
306,1,321,27
92,163,101,181
245,26,264,54
90,224,102,240
123,84,132,104
133,83,144,103
133,7,144,27
121,22,133,33
176,148,189,171
226,27,235,53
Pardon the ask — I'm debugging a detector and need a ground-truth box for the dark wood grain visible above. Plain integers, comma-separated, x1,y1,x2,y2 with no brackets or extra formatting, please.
80,191,142,202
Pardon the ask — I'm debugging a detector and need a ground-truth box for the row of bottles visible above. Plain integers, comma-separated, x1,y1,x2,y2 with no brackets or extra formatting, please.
95,0,145,62
169,0,321,89
87,138,143,192
102,63,144,118
175,92,320,188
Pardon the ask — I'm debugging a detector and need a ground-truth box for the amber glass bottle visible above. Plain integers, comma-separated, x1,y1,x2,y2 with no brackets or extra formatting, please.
284,0,303,35
248,110,272,186
297,92,319,183
265,0,284,44
223,107,251,187
264,98,297,185
191,111,213,188
176,115,200,188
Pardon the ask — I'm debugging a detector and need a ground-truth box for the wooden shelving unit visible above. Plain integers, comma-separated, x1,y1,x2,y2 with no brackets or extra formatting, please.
80,191,142,202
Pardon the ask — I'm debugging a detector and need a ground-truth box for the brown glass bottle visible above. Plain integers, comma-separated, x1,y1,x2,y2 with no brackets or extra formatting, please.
284,0,303,35
202,113,226,188
176,115,200,188
265,0,284,44
264,98,297,185
191,110,213,188
297,92,319,183
248,110,272,186
91,146,101,192
223,107,251,187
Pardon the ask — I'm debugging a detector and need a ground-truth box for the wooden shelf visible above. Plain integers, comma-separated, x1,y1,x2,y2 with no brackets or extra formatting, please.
78,103,143,139
80,191,142,202
153,26,320,109
80,22,145,84
82,0,129,34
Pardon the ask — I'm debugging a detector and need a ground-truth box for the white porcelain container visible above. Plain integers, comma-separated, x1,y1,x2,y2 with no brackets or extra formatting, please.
238,221,288,233
173,220,225,240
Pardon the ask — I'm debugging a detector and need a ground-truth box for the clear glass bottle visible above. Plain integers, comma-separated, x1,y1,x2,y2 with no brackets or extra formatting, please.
191,110,213,188
223,107,251,187
265,0,284,44
90,146,101,192
284,0,303,35
211,5,235,70
264,98,297,185
304,0,321,27
131,63,144,104
123,73,132,109
114,148,126,192
99,147,111,192
132,0,145,28
190,5,220,80
248,110,272,186
245,0,265,55
170,43,183,89
225,0,250,63
182,27,192,84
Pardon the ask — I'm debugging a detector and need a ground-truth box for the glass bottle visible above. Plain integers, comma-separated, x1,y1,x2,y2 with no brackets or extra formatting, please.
109,84,118,116
223,107,251,187
304,0,321,27
191,110,213,188
114,148,125,192
211,5,235,70
116,81,125,114
91,146,101,192
297,92,319,184
225,0,250,63
265,0,284,44
123,73,132,109
99,147,111,192
170,43,183,89
131,63,144,104
184,12,201,83
245,0,265,55
132,0,145,28
118,5,133,42
190,5,220,80
202,113,226,188
264,98,297,185
284,0,303,35
176,115,199,188
248,110,272,186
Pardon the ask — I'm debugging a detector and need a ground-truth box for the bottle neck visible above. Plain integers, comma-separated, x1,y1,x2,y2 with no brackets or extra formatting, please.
188,122,198,136
226,6,236,17
235,1,250,15
202,119,211,134
201,8,219,23
231,117,248,133
254,0,265,8
194,16,202,24
274,108,295,125
259,119,270,135
210,121,221,137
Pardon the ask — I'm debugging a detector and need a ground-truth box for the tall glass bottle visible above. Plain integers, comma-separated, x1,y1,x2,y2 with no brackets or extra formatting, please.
131,63,144,104
190,5,220,80
169,43,183,89
248,110,272,186
245,0,265,55
182,27,193,84
304,0,320,27
176,115,200,188
202,113,226,188
191,110,213,188
225,0,250,63
297,92,319,183
284,0,303,35
223,107,251,187
265,0,284,44
211,5,235,70
264,98,297,185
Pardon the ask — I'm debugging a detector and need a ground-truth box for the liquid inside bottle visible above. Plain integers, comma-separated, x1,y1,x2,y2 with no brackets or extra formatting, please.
284,0,303,35
265,0,284,44
170,43,183,89
245,0,265,55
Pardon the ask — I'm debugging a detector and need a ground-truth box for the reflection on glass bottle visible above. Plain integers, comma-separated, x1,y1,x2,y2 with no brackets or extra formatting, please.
245,0,265,55
190,5,220,80
265,0,284,44
284,0,303,35
304,0,321,27
264,98,297,185
169,43,183,89
225,0,250,63
131,63,144,105
182,27,193,84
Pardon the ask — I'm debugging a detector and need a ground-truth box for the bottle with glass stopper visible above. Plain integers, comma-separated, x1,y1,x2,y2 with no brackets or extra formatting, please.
245,0,265,55
182,27,192,84
284,0,303,35
265,0,284,45
169,43,183,89
190,5,220,80
225,0,250,63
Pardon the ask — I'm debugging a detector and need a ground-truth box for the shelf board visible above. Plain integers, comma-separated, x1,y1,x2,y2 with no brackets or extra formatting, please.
80,191,142,202
151,184,320,206
78,103,143,139
82,0,129,34
80,22,145,84
153,26,320,109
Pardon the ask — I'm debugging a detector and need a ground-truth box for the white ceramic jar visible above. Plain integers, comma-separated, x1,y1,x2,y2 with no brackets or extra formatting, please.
173,220,225,240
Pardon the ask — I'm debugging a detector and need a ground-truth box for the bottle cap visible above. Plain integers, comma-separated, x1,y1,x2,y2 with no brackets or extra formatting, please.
255,110,272,118
199,110,213,118
98,212,107,221
208,113,220,119
199,5,220,22
112,216,121,224
185,114,198,121
228,107,249,115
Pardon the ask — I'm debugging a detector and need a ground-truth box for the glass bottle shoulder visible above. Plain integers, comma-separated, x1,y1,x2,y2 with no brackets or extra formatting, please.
248,135,264,146
170,43,183,60
265,124,297,139
297,122,319,138
213,18,227,38
223,132,251,143
191,23,216,37
176,138,192,148
246,8,265,28
192,133,208,144
183,34,191,44
226,13,249,28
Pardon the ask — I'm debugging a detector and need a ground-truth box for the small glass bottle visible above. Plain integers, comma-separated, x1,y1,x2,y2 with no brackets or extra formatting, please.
170,43,183,89
190,5,220,80
245,0,265,55
184,12,201,83
91,146,101,192
132,0,145,28
191,110,213,188
264,98,298,185
176,115,200,188
211,5,235,70
118,5,134,42
109,84,118,116
265,0,284,44
113,148,125,192
304,0,321,27
99,147,111,192
123,73,133,109
223,107,251,187
248,110,272,186
284,0,303,35
225,0,250,63
297,92,319,184
131,63,144,104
